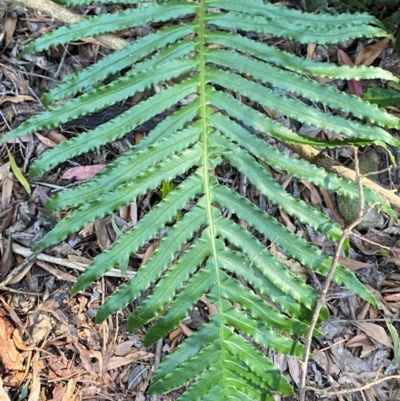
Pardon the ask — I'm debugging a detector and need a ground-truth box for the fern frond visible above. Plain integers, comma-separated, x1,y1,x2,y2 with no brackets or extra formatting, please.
218,139,344,241
212,113,392,216
30,82,199,177
212,184,377,306
218,297,304,356
128,235,216,330
46,100,200,211
41,25,196,105
3,1,399,399
35,147,202,250
21,2,197,55
207,11,390,44
2,58,196,143
208,49,400,134
210,0,384,29
95,201,213,321
210,31,399,82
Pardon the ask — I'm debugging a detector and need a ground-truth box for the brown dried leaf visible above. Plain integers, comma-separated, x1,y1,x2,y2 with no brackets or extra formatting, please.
61,379,76,401
286,355,300,386
384,293,400,302
106,351,153,371
34,133,57,148
4,16,17,49
0,95,35,105
178,323,193,337
114,340,136,357
6,261,34,285
94,218,111,250
1,176,13,211
60,165,105,180
29,314,52,346
355,38,390,66
0,68,27,95
140,242,158,267
353,322,393,348
0,238,13,278
200,294,218,318
0,309,23,370
346,333,372,348
279,209,296,232
35,260,77,283
46,131,67,144
27,356,41,401
50,383,66,401
0,163,11,181
307,43,316,60
338,257,373,271
300,180,323,210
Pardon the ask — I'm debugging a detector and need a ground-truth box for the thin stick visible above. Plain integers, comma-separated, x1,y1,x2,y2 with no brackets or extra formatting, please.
8,242,136,282
299,147,377,401
305,375,400,397
286,142,400,212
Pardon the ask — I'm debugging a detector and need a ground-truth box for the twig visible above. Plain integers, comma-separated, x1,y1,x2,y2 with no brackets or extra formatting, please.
150,339,163,401
9,242,136,281
286,142,400,212
350,232,391,250
299,147,378,401
305,375,400,397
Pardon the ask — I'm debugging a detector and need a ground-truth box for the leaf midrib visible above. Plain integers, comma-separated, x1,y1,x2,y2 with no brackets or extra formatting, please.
198,0,229,397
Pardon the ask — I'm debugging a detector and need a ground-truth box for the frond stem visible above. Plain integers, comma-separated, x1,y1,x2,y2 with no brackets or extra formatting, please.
197,0,228,395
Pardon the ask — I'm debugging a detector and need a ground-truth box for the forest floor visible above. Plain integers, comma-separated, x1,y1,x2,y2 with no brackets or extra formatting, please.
1,1,400,401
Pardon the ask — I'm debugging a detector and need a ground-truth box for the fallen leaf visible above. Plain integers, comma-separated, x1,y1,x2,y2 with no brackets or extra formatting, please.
50,383,66,401
114,340,136,357
0,68,28,95
28,355,41,401
346,333,372,348
0,163,11,181
338,49,363,97
46,131,67,144
106,351,154,370
4,15,17,49
94,218,111,251
353,322,393,348
60,165,105,180
0,309,24,371
307,43,316,60
35,133,57,148
0,95,35,105
1,176,13,210
7,147,31,194
338,257,374,271
355,38,390,66
385,293,400,302
286,355,300,386
127,365,147,390
61,379,76,401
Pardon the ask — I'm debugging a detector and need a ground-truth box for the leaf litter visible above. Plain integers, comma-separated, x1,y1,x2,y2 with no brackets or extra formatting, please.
0,2,400,401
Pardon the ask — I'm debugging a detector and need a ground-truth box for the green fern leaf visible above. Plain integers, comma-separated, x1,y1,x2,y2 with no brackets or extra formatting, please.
210,31,399,82
41,25,195,105
2,1,399,399
20,2,197,55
